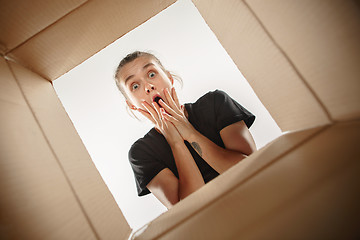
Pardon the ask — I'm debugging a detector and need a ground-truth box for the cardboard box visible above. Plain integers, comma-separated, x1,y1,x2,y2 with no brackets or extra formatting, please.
1,0,359,239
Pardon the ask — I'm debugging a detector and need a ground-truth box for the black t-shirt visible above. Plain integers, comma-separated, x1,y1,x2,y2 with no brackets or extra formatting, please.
129,89,256,196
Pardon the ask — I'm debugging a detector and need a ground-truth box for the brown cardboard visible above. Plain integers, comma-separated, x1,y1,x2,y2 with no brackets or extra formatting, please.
134,121,360,239
0,57,24,104
1,0,360,239
0,57,97,239
192,0,332,132
0,0,87,53
246,0,360,122
131,125,328,239
0,43,6,55
6,0,176,80
8,59,131,239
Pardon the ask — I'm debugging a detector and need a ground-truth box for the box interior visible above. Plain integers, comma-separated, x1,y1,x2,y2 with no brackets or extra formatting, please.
1,0,359,239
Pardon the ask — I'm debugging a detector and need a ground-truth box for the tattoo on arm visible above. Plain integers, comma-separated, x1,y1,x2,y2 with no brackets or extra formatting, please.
191,142,202,157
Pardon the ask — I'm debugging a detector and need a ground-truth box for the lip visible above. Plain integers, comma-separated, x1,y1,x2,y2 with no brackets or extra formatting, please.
152,94,163,104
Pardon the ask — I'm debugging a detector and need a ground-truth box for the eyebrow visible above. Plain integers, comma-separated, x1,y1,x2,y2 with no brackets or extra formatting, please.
124,63,155,85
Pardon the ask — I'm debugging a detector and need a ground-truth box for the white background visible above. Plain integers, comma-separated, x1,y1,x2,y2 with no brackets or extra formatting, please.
53,0,282,232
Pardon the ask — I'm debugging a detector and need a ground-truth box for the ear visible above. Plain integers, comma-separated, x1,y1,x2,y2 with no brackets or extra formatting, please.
126,100,137,110
167,71,174,85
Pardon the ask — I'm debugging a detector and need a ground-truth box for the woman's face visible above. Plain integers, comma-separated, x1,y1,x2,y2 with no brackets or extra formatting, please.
119,56,174,110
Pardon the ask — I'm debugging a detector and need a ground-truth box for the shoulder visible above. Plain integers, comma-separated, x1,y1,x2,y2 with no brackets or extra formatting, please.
186,89,232,117
194,89,233,111
197,89,226,99
191,89,226,106
211,89,233,102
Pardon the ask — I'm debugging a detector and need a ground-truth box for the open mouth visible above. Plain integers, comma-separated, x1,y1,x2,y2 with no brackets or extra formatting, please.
153,95,163,106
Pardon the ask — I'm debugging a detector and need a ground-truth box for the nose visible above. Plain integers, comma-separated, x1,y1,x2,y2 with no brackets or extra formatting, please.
145,83,155,94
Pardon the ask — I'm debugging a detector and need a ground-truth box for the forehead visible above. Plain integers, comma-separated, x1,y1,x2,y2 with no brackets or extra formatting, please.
118,56,158,81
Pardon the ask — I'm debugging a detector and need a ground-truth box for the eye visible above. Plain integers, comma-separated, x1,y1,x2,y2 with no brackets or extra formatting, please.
131,83,139,91
148,71,156,78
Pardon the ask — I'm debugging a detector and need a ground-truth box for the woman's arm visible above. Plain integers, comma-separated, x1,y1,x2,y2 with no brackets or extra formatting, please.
147,140,205,209
186,120,256,174
147,168,179,209
160,88,256,174
170,141,205,200
139,102,205,208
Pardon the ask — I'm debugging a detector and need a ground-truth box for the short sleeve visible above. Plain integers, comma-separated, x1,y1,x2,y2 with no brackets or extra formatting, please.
128,141,167,196
213,90,255,131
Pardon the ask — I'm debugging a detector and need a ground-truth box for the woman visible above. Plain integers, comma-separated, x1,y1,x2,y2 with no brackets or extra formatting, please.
115,51,256,209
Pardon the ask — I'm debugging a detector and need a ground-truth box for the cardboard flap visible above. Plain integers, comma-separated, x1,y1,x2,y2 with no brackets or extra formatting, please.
132,125,327,239
246,0,360,122
0,57,98,239
6,0,176,80
192,0,331,132
134,121,360,239
2,58,132,239
3,1,359,239
0,0,87,53
0,43,6,55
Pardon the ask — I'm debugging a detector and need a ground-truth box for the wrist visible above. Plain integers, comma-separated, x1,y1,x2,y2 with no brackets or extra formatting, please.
186,127,200,142
168,139,185,149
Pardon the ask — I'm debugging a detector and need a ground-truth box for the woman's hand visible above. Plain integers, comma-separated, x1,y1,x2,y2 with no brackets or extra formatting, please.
137,99,183,146
159,88,196,141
